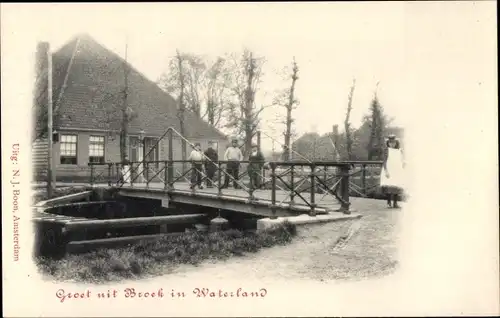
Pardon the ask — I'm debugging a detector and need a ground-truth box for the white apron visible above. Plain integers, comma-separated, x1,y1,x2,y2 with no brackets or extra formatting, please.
380,148,405,189
121,165,131,184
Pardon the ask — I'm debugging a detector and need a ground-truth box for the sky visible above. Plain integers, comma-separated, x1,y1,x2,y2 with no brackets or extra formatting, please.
2,2,496,152
1,4,499,313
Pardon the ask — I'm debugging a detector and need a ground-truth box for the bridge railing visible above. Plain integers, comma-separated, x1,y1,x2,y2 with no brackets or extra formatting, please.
87,126,383,216
89,159,383,216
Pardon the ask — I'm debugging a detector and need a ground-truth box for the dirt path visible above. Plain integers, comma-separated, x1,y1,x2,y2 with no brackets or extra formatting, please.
144,198,401,283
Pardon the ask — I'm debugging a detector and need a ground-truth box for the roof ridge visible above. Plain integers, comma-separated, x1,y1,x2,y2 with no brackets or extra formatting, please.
53,33,228,139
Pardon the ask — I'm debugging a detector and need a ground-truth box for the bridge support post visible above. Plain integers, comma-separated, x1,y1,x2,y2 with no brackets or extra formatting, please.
130,163,134,187
145,162,150,188
309,164,316,216
339,164,351,214
323,165,327,194
289,165,295,206
164,161,169,190
107,163,112,186
210,216,229,232
159,225,168,233
115,164,120,186
90,164,94,186
270,163,277,219
362,164,367,196
249,167,255,202
167,129,174,190
217,162,222,196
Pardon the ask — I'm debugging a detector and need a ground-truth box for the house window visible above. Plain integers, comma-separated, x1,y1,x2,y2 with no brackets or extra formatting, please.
89,136,105,164
60,134,77,164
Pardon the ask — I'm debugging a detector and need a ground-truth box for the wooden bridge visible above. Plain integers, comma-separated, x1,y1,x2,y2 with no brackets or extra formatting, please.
88,128,384,219
33,127,384,255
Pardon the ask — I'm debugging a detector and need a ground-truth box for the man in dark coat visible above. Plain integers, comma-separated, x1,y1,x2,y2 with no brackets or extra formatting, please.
248,143,265,190
204,141,218,188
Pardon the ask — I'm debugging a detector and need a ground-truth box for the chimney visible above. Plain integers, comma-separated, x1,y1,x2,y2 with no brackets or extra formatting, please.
332,125,339,136
35,42,49,78
34,42,49,107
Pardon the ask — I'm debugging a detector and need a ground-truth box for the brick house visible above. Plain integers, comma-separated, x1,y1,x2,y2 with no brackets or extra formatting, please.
32,34,228,182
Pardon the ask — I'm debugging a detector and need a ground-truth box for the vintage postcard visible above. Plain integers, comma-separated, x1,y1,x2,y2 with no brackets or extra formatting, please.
2,2,498,317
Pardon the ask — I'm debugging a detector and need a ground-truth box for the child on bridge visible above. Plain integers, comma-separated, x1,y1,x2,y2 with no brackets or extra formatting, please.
188,143,204,190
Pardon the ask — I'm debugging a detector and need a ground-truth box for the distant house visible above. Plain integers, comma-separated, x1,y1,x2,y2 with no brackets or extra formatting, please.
32,34,228,182
291,126,405,161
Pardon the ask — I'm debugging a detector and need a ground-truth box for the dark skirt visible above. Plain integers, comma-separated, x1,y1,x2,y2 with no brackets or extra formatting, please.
382,185,403,195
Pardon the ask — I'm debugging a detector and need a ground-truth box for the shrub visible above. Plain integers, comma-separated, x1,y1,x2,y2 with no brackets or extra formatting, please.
36,222,298,283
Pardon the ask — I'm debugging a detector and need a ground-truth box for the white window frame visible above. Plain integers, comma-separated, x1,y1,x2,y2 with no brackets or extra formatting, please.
89,135,105,164
60,134,78,165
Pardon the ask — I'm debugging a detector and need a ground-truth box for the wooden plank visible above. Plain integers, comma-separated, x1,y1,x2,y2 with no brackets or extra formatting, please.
35,190,93,208
64,213,207,231
48,200,111,210
66,232,183,253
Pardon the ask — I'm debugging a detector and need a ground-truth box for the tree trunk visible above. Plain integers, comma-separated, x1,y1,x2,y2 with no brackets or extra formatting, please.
120,42,130,163
120,117,129,162
177,50,187,172
243,52,255,158
284,58,299,162
332,124,340,160
344,79,356,160
207,100,215,126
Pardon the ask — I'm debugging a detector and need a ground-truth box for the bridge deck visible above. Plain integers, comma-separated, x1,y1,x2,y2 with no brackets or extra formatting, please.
109,182,345,218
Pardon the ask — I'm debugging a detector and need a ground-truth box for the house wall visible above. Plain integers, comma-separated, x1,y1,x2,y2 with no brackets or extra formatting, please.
41,130,229,183
53,131,115,182
32,138,49,179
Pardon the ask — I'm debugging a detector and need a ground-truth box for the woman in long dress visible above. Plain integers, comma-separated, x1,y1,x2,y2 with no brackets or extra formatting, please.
380,135,405,208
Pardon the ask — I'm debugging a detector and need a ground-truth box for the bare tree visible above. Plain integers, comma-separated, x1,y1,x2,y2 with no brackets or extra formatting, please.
157,50,191,169
367,82,386,160
225,49,267,157
344,78,356,160
331,124,341,160
204,56,232,129
159,53,205,116
119,40,134,162
182,54,206,117
176,51,188,169
273,58,299,161
159,53,233,133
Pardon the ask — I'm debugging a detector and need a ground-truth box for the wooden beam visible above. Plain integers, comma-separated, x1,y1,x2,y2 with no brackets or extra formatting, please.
48,200,111,210
64,213,207,231
34,191,93,208
66,232,183,253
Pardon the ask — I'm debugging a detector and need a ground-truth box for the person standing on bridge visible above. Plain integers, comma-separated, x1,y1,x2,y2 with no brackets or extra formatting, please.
248,143,265,189
380,134,405,208
222,138,243,189
204,141,218,188
188,143,204,190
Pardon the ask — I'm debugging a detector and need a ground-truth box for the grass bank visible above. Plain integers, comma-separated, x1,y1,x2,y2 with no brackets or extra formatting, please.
36,221,297,283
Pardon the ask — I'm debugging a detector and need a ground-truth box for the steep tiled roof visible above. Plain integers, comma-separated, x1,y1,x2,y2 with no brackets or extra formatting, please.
51,34,226,139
